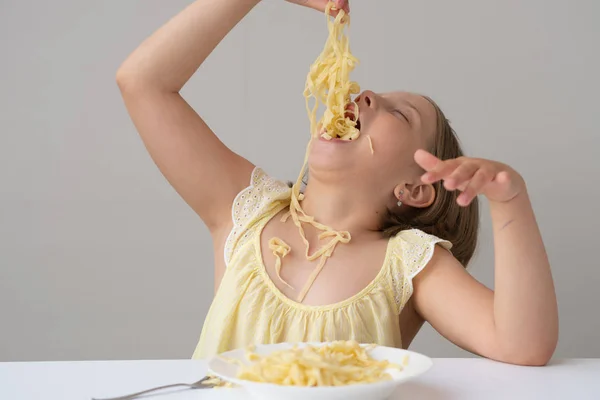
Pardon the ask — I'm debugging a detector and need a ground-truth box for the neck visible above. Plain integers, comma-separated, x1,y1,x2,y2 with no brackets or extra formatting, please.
297,172,385,239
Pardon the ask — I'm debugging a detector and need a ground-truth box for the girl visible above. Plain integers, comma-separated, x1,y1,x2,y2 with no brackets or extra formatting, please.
116,0,558,366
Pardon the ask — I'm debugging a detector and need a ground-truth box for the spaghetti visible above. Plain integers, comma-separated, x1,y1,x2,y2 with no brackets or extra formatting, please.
236,341,403,386
304,3,361,140
267,1,361,303
367,134,374,154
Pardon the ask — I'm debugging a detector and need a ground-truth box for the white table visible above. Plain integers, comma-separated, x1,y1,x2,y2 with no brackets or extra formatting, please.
1,359,599,400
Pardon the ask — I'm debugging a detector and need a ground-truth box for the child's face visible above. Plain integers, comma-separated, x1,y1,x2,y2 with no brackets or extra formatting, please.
308,90,437,190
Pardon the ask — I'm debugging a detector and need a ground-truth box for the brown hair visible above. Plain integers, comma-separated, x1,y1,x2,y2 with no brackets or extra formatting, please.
380,97,479,267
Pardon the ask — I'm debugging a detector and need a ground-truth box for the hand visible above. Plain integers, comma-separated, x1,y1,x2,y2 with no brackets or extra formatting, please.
414,149,526,207
285,0,350,16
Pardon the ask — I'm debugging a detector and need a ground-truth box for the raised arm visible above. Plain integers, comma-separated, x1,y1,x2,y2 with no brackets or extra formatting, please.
412,151,558,366
116,0,262,235
116,0,348,237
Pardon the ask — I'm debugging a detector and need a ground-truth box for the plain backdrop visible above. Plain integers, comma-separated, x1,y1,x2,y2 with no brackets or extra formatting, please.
1,0,599,362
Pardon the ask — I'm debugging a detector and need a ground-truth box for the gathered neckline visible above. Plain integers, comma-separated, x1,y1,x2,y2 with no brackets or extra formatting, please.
252,203,394,313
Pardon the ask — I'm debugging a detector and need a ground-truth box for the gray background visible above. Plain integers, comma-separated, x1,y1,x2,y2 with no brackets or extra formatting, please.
1,0,598,362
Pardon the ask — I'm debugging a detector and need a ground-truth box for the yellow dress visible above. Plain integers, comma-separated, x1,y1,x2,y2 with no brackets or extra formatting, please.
192,167,452,359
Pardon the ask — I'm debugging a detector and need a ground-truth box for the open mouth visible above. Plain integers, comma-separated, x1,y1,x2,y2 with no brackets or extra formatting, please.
319,103,361,141
344,104,361,133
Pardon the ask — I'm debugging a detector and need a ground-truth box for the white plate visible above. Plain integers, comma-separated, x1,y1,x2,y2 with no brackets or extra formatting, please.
207,342,433,400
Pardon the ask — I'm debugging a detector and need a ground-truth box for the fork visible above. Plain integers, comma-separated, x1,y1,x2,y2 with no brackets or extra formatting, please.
91,376,215,400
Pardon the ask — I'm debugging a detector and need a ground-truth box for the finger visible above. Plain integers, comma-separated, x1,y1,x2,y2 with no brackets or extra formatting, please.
333,4,350,17
337,0,350,13
496,170,511,185
290,0,339,15
423,158,462,184
444,162,480,191
327,2,344,17
456,180,469,192
457,169,494,206
414,149,440,172
415,150,458,183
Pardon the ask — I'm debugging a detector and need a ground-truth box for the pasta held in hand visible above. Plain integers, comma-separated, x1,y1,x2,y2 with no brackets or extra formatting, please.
236,341,405,387
304,2,361,141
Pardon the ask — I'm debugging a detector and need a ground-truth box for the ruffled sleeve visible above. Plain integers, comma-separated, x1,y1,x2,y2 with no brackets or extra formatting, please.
223,167,292,266
388,229,453,313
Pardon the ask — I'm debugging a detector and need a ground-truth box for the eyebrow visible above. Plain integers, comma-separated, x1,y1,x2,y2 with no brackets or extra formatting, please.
381,93,422,127
406,102,420,120
401,100,421,128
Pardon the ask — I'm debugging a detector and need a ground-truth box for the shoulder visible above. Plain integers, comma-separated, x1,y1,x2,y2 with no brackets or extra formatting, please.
393,228,453,248
223,166,291,265
387,228,458,314
243,166,292,196
390,228,454,279
231,166,292,218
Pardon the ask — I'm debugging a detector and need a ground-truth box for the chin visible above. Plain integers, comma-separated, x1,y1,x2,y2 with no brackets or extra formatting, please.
307,155,351,176
308,141,357,171
313,134,377,169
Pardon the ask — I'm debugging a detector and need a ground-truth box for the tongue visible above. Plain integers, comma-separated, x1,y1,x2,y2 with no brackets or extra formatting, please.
344,110,356,122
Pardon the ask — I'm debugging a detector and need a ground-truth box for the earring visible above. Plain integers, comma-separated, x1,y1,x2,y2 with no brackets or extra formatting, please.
397,190,404,207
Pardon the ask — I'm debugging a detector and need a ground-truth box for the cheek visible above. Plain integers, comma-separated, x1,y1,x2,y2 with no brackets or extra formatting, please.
369,115,410,142
366,126,416,170
369,126,410,156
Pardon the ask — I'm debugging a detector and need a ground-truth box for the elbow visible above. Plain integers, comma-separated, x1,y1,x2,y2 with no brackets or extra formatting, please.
115,67,128,89
510,349,555,367
115,60,155,93
498,337,558,367
115,66,141,93
491,319,559,367
115,67,176,94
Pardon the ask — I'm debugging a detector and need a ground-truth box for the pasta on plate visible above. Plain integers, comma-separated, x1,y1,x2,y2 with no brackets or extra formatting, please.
235,341,407,387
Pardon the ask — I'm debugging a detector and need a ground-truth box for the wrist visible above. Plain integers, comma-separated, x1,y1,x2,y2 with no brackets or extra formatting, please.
489,172,528,207
489,190,534,231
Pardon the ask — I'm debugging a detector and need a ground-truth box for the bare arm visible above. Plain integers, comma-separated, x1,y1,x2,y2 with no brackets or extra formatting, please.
413,151,558,366
116,0,262,234
489,190,558,362
116,0,348,236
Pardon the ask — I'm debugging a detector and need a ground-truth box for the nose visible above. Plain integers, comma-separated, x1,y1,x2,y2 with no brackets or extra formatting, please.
355,90,377,109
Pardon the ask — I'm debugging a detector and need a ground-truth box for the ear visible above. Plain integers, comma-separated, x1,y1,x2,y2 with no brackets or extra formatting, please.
394,182,436,209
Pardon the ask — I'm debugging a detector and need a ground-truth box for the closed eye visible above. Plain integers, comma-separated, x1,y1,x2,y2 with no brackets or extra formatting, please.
393,109,409,123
